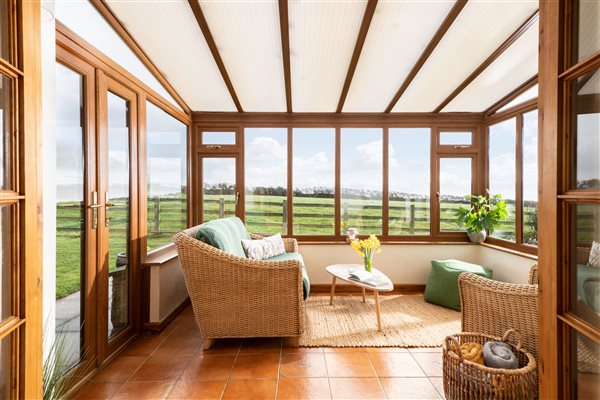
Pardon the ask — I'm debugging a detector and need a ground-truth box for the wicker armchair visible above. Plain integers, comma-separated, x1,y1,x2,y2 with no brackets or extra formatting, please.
458,265,539,361
173,225,305,348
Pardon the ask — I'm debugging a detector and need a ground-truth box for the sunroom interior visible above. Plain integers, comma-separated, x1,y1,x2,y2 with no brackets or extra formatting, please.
1,0,600,399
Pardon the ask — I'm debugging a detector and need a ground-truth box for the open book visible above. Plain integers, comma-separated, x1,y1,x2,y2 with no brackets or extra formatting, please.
347,268,389,288
348,269,374,283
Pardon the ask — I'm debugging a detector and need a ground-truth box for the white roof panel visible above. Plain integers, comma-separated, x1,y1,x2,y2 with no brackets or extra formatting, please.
392,1,539,112
106,0,236,112
199,1,286,112
343,1,456,112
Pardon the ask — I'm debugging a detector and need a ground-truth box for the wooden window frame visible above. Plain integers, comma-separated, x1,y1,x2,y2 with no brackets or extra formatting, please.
191,114,486,244
484,104,539,255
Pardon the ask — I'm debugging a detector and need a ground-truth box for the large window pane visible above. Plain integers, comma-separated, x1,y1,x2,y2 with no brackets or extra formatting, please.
570,328,600,400
570,204,600,328
0,1,10,63
439,158,472,232
293,128,335,235
1,205,12,322
146,101,187,251
523,110,539,245
0,73,13,190
489,118,516,241
202,158,237,223
245,128,287,235
107,92,130,339
340,128,383,235
389,128,430,235
575,0,600,63
572,67,600,189
55,63,85,367
0,333,14,399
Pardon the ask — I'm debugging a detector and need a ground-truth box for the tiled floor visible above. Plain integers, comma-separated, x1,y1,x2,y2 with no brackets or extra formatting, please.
71,304,446,400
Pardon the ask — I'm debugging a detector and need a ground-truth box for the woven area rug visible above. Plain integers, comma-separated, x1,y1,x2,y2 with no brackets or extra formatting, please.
300,294,460,348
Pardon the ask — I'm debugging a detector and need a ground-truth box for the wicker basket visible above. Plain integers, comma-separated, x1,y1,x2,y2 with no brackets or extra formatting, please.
442,329,538,400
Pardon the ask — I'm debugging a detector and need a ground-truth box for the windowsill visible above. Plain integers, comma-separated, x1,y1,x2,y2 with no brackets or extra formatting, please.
480,242,538,260
143,244,178,267
297,240,477,245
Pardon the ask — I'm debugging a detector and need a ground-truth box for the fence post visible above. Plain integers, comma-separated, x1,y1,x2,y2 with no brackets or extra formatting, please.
342,202,348,228
409,203,415,234
154,197,160,235
282,200,288,232
219,197,225,218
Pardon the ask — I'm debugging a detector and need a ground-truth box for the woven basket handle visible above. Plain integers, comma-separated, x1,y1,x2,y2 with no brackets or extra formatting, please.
501,329,523,351
445,335,464,362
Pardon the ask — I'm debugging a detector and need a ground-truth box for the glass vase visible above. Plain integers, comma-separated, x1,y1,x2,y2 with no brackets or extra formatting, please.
363,254,373,273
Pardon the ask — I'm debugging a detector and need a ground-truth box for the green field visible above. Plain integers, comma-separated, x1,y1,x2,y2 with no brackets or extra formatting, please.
56,193,538,299
56,196,186,299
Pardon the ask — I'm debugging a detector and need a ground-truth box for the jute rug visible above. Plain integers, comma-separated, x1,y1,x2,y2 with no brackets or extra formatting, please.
300,294,460,348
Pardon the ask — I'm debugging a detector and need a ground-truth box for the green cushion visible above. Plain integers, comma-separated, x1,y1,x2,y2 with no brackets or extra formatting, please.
194,217,250,258
577,264,600,312
424,259,493,311
265,252,310,300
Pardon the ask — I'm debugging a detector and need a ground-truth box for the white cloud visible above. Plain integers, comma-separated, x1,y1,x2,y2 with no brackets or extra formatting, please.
246,136,286,163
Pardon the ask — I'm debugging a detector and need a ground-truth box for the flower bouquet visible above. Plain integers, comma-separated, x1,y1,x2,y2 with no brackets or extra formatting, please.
350,235,381,273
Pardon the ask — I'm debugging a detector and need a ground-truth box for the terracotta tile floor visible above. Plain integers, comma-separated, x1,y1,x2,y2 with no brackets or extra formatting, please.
71,304,446,400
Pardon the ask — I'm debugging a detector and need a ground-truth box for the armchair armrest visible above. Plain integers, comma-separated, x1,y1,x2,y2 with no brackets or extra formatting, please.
251,233,298,253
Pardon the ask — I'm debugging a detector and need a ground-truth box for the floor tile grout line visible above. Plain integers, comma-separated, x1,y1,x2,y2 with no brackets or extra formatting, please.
219,339,242,400
366,351,389,400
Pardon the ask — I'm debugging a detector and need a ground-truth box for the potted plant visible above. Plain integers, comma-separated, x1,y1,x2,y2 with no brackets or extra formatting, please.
455,192,509,243
350,235,382,272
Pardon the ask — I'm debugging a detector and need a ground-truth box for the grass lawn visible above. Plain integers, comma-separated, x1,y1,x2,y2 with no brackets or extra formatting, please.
56,193,538,299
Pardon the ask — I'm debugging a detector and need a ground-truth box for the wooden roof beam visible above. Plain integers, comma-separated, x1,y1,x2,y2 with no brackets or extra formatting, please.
433,10,539,113
336,0,378,113
92,0,191,114
278,0,292,113
187,0,243,112
484,74,538,116
384,0,468,113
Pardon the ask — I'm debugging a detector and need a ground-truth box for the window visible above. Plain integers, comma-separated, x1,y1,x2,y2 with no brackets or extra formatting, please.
293,128,335,235
202,131,236,145
522,110,538,245
388,128,430,235
340,128,383,235
489,118,517,241
439,158,473,232
439,131,472,146
146,101,188,251
245,128,287,235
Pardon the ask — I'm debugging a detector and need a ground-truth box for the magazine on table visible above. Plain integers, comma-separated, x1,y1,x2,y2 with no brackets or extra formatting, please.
347,268,386,287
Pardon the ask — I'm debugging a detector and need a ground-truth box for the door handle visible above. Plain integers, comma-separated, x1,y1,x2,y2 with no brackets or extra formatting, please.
89,191,103,229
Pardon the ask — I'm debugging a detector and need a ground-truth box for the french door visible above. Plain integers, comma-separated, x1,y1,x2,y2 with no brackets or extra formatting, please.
55,51,139,373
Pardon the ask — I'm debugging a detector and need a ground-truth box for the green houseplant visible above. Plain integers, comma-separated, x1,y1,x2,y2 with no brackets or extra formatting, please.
455,192,509,243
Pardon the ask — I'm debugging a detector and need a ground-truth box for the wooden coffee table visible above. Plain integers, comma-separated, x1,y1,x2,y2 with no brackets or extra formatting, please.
325,264,393,331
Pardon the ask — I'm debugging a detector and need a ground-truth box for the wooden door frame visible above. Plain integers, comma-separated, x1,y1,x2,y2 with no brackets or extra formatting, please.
55,46,99,376
96,71,140,364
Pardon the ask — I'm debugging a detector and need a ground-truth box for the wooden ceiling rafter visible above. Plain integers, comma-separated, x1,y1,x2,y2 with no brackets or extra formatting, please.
92,0,192,114
433,10,539,113
484,74,538,116
278,0,292,112
384,0,468,113
187,0,244,112
336,0,378,113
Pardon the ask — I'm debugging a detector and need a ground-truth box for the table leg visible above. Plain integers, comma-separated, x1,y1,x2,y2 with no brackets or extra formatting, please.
329,276,337,305
374,291,381,332
362,287,366,303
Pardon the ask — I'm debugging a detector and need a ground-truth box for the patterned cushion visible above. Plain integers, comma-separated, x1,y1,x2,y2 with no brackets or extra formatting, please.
589,241,600,268
242,233,286,260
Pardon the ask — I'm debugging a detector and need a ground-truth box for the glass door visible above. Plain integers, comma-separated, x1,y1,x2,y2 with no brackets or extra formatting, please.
97,74,139,362
200,156,241,223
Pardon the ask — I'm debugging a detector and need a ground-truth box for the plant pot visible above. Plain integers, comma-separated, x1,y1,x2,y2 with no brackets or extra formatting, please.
468,230,487,244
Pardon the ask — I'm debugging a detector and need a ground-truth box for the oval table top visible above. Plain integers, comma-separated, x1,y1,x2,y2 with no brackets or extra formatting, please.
325,263,393,292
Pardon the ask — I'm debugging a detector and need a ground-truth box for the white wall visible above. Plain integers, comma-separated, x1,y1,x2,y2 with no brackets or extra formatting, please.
148,259,188,324
299,243,480,285
41,1,56,354
478,245,536,283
